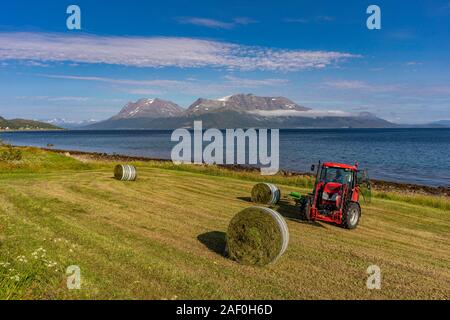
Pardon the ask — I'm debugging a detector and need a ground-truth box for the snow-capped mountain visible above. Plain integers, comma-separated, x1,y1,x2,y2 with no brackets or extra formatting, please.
186,93,310,115
110,98,184,120
42,118,98,129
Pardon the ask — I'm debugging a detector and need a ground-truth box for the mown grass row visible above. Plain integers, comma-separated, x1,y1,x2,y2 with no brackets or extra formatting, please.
145,161,450,210
1,146,448,211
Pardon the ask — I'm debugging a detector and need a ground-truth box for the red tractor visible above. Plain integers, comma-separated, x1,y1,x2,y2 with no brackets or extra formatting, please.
293,161,371,229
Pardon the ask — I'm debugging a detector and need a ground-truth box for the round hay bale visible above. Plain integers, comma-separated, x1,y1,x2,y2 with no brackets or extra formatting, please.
114,164,137,181
226,206,289,266
251,183,280,205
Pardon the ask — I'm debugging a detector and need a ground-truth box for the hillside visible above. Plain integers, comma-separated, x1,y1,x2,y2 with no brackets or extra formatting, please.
0,116,61,131
430,120,450,127
0,146,448,299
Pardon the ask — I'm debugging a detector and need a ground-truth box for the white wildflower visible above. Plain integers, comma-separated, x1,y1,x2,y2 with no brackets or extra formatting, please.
10,275,20,282
16,255,28,263
31,247,46,259
45,260,58,268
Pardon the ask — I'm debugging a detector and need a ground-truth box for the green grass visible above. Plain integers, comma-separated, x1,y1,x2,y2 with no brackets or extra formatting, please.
129,159,317,188
0,146,449,299
0,146,101,174
373,191,450,211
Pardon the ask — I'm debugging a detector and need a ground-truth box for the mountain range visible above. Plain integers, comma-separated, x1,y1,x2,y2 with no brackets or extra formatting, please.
42,118,98,129
430,120,450,127
85,94,396,129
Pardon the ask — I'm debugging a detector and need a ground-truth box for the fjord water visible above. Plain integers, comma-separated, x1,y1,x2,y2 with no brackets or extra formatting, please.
1,128,449,187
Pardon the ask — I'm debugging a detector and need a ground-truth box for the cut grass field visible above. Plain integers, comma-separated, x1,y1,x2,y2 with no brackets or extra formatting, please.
0,146,449,299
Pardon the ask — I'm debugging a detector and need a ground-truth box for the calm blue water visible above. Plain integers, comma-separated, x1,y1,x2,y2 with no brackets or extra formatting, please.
1,128,449,187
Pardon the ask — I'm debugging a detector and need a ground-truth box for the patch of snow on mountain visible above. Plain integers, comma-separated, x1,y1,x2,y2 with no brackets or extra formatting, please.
216,95,232,102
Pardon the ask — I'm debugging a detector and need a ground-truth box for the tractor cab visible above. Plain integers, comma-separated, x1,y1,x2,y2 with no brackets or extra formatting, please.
312,162,358,215
295,161,370,229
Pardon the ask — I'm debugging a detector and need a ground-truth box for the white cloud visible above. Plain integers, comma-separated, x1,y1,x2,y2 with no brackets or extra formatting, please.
20,60,50,67
324,80,450,96
15,95,126,104
41,74,186,87
17,95,90,102
284,16,335,24
176,16,258,29
315,16,335,22
249,109,352,117
232,17,258,25
325,80,369,89
418,85,450,95
40,73,290,96
176,17,235,29
405,61,423,66
388,29,416,40
223,75,288,87
284,18,309,23
39,73,292,99
126,89,165,95
324,80,399,92
0,32,359,71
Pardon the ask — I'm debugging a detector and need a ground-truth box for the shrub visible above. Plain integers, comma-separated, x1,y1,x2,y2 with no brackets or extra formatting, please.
0,146,23,161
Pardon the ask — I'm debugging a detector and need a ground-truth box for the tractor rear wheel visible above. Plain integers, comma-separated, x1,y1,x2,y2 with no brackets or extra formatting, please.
299,197,312,221
342,202,360,229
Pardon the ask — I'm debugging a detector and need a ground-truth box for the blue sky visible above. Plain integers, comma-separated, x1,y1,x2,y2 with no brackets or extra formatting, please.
0,0,449,123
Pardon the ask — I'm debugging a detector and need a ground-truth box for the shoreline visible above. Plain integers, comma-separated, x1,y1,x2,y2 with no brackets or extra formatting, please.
2,127,450,132
0,129,65,133
36,146,450,197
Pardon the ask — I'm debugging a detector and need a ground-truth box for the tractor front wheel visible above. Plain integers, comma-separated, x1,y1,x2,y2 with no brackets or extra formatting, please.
342,202,360,229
